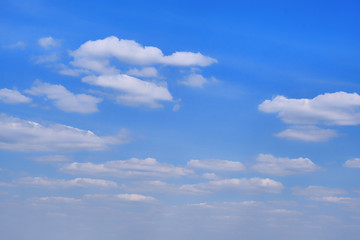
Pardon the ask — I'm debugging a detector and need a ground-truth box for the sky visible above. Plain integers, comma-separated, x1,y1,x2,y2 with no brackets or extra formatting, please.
1,0,360,239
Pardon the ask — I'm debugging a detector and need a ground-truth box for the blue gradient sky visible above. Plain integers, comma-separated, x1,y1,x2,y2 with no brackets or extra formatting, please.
1,1,360,239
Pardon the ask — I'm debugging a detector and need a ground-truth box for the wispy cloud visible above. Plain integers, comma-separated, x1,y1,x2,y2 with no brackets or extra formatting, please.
0,88,31,104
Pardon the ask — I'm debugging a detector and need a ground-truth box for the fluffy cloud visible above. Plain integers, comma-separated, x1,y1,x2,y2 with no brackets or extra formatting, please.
38,37,60,48
0,114,126,152
70,36,217,71
26,81,102,113
187,159,245,172
61,157,194,178
181,177,284,194
82,74,172,107
259,92,360,126
276,125,337,142
127,67,158,78
343,158,360,168
15,177,118,188
252,154,319,176
179,73,208,88
0,88,31,104
293,186,351,203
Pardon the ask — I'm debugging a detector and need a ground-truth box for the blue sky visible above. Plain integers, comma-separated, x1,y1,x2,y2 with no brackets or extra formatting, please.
1,0,360,239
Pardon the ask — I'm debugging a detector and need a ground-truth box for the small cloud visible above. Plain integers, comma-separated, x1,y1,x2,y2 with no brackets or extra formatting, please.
85,193,156,203
172,103,181,112
252,154,320,176
38,36,60,49
0,88,31,104
276,125,337,142
15,177,118,188
127,67,158,78
343,158,360,168
26,81,102,114
30,155,72,163
32,53,58,64
3,41,26,50
187,159,246,172
179,73,208,88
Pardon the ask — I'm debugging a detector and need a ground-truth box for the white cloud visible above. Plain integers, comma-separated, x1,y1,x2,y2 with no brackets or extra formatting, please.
82,74,172,108
38,196,81,203
276,125,337,142
0,114,126,152
259,92,360,126
70,36,216,71
293,186,350,203
127,67,158,78
61,157,194,179
179,73,208,88
187,159,246,172
252,154,319,176
181,177,284,194
38,37,60,48
15,177,118,188
343,158,360,168
26,81,102,113
33,54,58,64
31,155,72,162
85,193,156,202
0,88,31,104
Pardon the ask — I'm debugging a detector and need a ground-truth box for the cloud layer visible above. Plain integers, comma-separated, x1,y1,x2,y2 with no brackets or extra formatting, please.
259,92,360,126
0,114,126,152
252,154,319,176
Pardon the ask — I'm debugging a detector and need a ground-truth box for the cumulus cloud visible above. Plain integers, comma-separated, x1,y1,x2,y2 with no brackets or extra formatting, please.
38,37,60,48
343,158,360,168
70,36,217,71
15,177,118,188
85,193,156,202
181,177,284,194
187,159,246,172
26,81,102,113
293,186,351,203
0,88,31,104
276,125,337,142
259,92,360,126
252,154,319,176
0,114,127,152
179,73,208,88
127,67,158,78
61,157,194,179
82,74,172,108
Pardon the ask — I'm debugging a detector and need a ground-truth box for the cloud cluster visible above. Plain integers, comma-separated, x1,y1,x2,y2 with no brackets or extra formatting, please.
0,88,31,104
27,81,102,113
259,92,360,141
61,157,194,178
0,114,127,152
64,36,217,108
252,154,319,176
